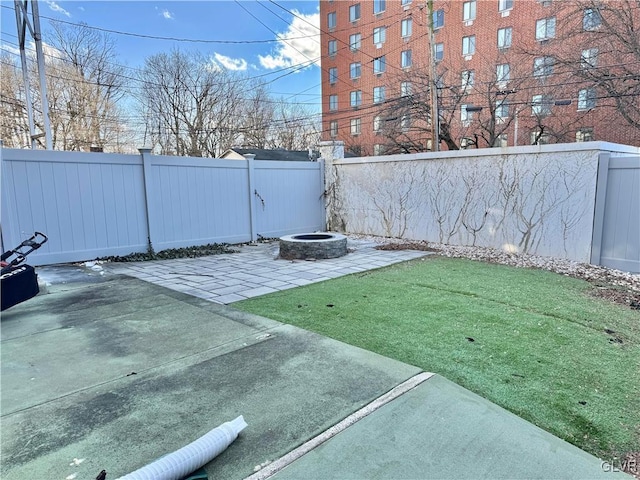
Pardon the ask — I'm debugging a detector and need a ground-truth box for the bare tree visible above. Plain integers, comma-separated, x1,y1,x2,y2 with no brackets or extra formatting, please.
0,53,31,148
47,22,129,151
550,0,640,130
1,23,130,151
375,65,462,153
239,82,275,149
138,49,245,157
268,100,321,151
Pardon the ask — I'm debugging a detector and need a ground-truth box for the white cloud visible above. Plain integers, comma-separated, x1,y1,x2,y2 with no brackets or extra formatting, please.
210,53,248,71
259,10,320,70
0,44,21,56
1,41,63,61
44,0,71,17
162,9,174,20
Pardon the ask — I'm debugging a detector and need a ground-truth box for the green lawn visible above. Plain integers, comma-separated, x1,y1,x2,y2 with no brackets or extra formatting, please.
235,255,640,460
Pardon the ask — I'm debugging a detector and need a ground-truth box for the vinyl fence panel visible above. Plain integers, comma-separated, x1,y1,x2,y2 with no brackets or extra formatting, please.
1,148,325,266
143,155,253,251
592,155,640,273
253,160,325,239
1,149,148,265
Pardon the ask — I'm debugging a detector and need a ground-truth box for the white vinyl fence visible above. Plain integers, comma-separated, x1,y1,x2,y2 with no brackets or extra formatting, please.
319,141,639,272
591,154,640,273
1,148,325,266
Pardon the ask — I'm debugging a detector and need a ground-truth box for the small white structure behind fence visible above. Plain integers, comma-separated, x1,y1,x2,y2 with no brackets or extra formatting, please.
1,148,325,266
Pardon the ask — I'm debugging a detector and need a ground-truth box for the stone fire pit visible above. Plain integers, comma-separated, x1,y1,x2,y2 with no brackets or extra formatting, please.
279,233,348,260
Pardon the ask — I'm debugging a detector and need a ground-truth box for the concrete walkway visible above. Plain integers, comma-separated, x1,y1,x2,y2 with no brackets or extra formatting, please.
103,238,428,304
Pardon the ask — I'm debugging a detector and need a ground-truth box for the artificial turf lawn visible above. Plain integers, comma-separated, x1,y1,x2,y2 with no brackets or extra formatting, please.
235,255,640,460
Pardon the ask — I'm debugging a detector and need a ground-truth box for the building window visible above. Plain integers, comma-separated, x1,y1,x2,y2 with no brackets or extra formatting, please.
578,88,596,110
373,56,386,74
496,99,509,118
373,86,386,103
581,48,598,69
497,27,512,49
583,8,601,30
350,62,361,79
494,134,508,147
350,90,362,107
373,26,386,45
499,0,513,12
576,128,594,142
435,43,444,61
401,49,412,68
463,0,476,21
461,104,474,122
433,9,444,29
536,17,556,40
532,94,552,116
531,129,551,145
327,12,337,29
462,35,476,55
330,121,338,137
401,114,411,132
496,63,510,83
401,0,412,5
328,40,337,57
401,18,413,37
329,67,337,84
329,95,338,111
374,0,385,14
351,118,361,135
350,33,362,52
373,115,382,132
461,70,475,90
349,3,361,22
373,144,384,156
533,56,554,77
401,81,412,96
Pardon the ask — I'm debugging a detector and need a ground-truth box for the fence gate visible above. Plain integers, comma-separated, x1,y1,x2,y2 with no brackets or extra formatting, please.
591,153,640,273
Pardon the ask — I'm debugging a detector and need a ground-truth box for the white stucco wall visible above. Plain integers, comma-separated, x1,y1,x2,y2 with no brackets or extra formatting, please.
320,141,639,262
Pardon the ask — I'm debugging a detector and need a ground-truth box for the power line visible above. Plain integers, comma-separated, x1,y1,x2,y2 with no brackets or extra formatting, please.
0,4,312,45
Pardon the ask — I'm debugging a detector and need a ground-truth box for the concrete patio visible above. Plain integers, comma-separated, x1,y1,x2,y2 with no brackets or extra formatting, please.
0,242,630,479
103,238,428,304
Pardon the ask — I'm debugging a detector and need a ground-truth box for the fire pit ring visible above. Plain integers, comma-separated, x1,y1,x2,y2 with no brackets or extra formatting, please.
279,233,348,260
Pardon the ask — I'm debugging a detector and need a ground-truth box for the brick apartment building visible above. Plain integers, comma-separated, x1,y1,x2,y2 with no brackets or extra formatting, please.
320,0,640,155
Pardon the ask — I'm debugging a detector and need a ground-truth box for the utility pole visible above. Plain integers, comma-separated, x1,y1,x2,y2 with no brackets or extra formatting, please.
15,0,52,150
427,0,440,151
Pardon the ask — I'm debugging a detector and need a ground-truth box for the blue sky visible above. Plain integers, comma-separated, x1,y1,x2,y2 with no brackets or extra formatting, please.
1,0,322,110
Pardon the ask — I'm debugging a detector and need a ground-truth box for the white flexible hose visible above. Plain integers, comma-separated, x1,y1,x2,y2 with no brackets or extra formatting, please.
117,416,247,480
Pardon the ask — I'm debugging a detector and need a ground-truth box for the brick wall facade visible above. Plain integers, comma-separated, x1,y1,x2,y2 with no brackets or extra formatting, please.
320,0,640,155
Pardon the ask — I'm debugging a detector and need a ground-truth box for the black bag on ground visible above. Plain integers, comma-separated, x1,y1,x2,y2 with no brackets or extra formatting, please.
1,264,39,311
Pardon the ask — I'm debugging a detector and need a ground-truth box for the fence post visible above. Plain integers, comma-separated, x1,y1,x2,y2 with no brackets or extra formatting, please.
590,152,610,266
139,148,156,253
244,154,258,242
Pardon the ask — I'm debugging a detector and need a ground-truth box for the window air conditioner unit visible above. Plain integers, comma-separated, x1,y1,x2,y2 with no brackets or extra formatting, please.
501,11,510,17
464,20,473,26
464,55,473,61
